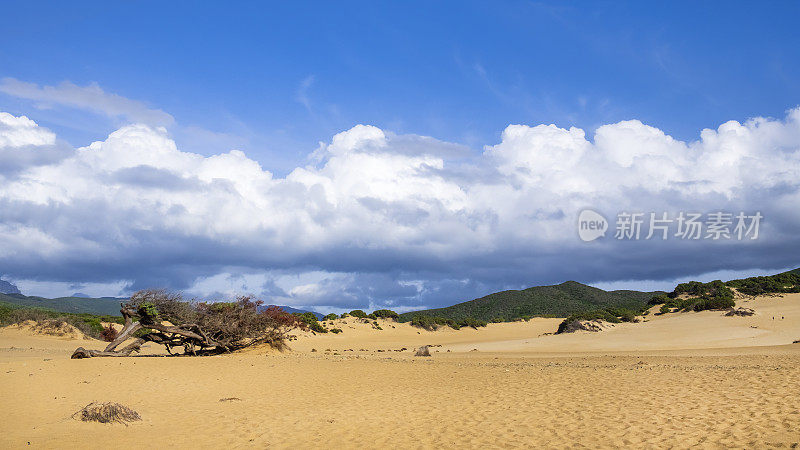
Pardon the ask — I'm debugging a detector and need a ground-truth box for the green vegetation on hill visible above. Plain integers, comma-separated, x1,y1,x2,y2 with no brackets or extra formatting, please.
400,281,661,324
0,292,125,316
654,279,736,313
0,299,123,339
726,268,800,297
648,268,800,315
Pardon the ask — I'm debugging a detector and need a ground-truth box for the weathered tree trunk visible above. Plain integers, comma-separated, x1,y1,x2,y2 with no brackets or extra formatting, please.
72,338,145,358
71,306,223,359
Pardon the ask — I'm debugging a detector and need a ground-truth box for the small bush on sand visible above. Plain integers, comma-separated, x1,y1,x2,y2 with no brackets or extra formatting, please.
293,311,328,333
415,345,431,357
309,321,328,333
72,402,141,425
322,313,339,321
349,310,367,318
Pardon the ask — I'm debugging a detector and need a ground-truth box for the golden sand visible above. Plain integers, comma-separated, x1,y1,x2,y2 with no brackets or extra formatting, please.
2,294,800,448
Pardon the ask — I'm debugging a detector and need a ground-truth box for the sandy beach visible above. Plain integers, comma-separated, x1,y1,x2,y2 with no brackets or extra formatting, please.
2,294,800,448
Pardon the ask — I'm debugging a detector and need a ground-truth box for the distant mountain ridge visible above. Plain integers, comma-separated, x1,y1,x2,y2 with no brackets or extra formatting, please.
265,305,323,320
0,279,21,295
400,280,663,322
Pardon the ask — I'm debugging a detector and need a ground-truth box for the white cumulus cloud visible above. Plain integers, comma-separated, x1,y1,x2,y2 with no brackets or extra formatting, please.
0,112,56,147
0,108,799,310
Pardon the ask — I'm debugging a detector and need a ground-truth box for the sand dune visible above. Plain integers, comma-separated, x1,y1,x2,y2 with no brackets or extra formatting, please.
1,294,799,448
293,293,800,354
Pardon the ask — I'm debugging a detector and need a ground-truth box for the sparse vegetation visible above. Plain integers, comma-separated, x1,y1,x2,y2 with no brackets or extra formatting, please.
348,310,367,318
322,313,339,321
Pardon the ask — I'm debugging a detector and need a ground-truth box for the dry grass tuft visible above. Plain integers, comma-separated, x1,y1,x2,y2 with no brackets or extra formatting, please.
219,397,242,402
72,402,141,425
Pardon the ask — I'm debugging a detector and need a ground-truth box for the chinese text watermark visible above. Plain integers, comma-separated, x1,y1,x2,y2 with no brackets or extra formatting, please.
578,210,762,242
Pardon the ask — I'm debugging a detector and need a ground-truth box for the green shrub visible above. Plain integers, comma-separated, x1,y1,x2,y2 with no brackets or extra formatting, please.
309,321,328,333
648,294,670,305
330,328,342,334
322,313,339,321
409,315,487,331
672,281,707,298
459,317,488,329
136,301,159,323
372,309,399,320
349,310,367,318
692,297,735,311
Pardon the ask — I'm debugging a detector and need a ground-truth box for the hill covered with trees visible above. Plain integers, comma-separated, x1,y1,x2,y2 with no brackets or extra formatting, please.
0,292,125,316
400,281,662,323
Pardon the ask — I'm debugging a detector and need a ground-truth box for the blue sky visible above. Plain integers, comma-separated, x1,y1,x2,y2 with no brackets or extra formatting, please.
0,1,799,310
3,1,799,172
